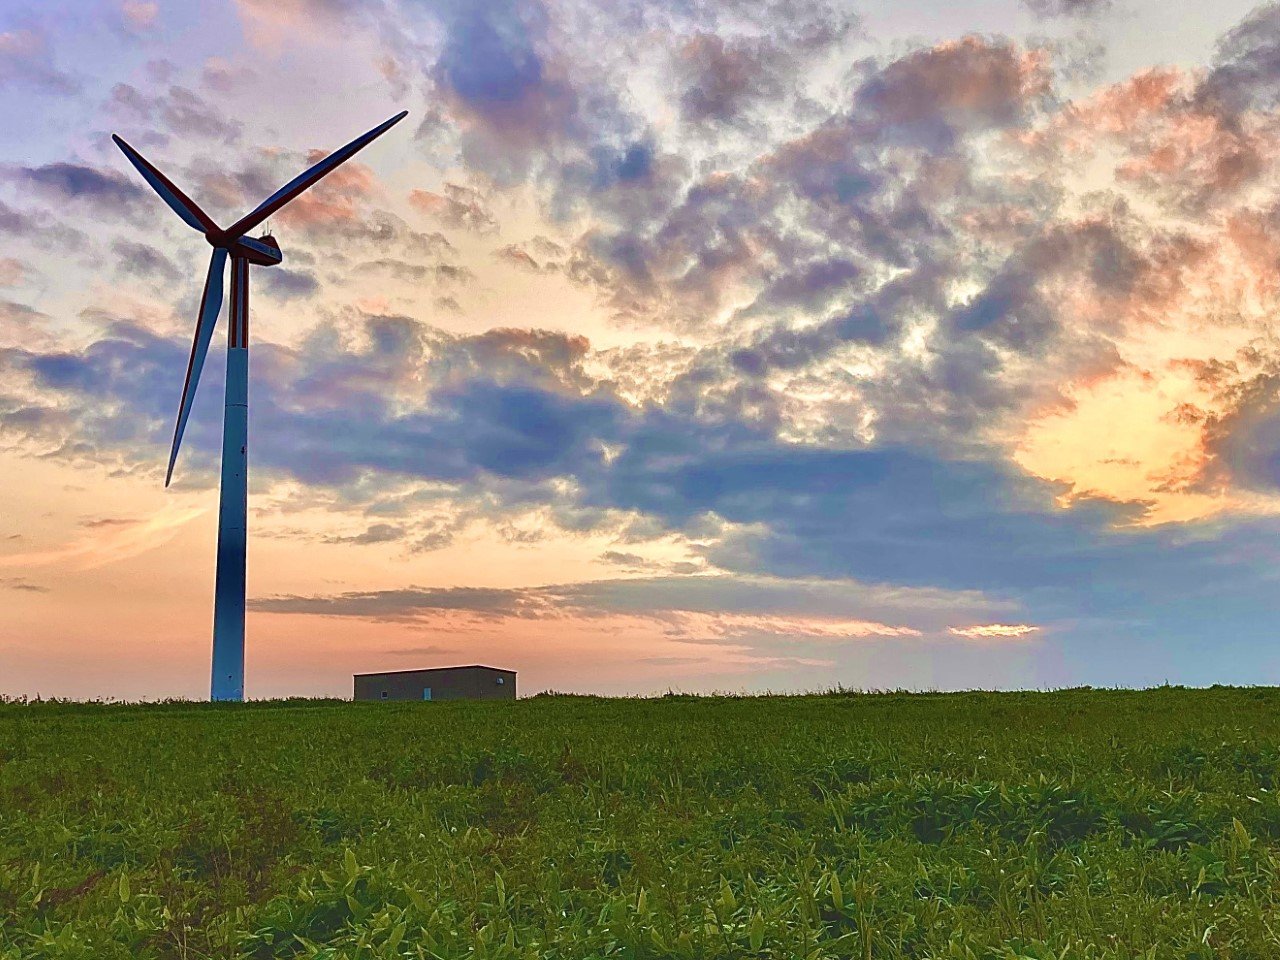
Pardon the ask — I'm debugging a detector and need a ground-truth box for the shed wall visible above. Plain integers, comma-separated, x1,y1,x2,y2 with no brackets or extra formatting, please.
354,667,516,702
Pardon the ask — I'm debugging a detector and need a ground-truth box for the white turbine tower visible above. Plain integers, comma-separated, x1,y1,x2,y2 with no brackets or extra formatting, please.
113,111,408,700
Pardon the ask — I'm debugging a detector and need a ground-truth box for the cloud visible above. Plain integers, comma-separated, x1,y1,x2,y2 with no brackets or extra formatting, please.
0,27,77,94
0,198,85,251
0,504,204,570
435,1,555,120
493,243,549,272
233,0,376,44
567,33,1058,347
202,57,257,93
0,299,47,326
384,645,458,656
854,36,1051,150
0,201,35,235
638,656,710,667
120,1,160,33
669,611,922,640
1021,0,1111,18
250,572,1009,649
1,313,609,492
598,549,665,570
108,82,241,143
260,268,320,300
0,259,24,287
1201,3,1280,114
0,295,1251,620
253,584,539,620
1203,371,1280,492
421,0,654,191
273,157,378,230
948,623,1041,639
409,184,498,233
8,162,149,219
675,33,787,124
358,258,431,282
0,577,48,593
79,516,138,529
322,522,404,545
112,239,182,282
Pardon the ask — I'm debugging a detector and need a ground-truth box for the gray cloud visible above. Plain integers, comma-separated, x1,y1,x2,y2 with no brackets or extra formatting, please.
8,162,149,219
108,82,242,144
250,572,1007,634
0,199,36,235
854,36,1049,149
0,577,48,593
1202,3,1280,114
261,268,320,300
676,33,788,124
384,645,459,656
112,239,182,282
253,584,540,621
1021,0,1112,18
1203,370,1280,492
322,522,406,545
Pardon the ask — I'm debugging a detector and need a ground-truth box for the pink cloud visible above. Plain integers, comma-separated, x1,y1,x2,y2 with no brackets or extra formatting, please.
233,0,367,46
275,157,378,229
0,258,26,286
121,1,159,32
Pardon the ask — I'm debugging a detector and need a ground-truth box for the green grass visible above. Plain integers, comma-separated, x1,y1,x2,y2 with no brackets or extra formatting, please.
4,687,1280,958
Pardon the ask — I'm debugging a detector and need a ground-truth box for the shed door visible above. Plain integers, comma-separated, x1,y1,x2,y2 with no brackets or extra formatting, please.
422,687,432,701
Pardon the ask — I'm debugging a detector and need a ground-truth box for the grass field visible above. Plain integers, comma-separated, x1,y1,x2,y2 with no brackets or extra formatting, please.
3,688,1280,958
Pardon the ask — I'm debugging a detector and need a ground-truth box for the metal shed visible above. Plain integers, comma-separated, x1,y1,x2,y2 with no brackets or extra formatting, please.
353,665,516,702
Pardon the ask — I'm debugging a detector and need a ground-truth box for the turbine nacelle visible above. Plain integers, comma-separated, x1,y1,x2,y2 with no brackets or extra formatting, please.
209,232,283,267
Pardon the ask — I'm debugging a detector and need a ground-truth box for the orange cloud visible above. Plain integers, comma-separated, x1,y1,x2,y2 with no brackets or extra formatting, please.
1009,214,1280,525
1059,67,1185,140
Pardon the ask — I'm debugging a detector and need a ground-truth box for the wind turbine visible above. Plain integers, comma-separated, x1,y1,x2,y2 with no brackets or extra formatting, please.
112,111,408,701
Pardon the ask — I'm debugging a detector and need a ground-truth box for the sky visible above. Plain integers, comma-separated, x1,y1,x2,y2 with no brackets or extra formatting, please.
3,0,1280,699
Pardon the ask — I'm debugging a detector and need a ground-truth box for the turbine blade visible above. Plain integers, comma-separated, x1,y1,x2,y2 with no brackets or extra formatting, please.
223,110,408,239
112,135,219,234
166,247,228,486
